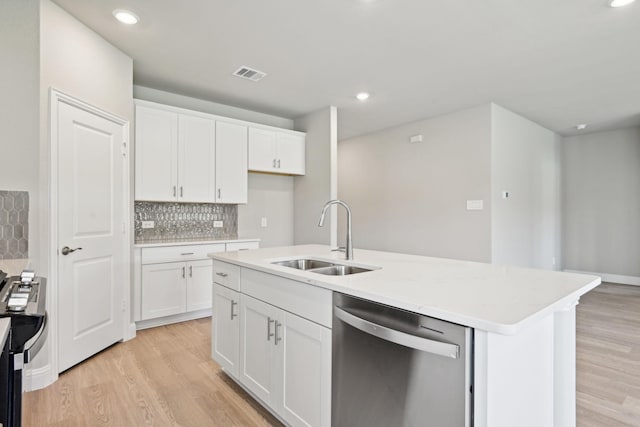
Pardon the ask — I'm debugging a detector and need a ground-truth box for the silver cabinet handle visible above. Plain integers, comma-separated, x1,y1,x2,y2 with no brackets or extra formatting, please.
61,246,82,256
180,252,194,256
189,265,193,277
182,266,185,278
180,186,183,197
274,320,282,345
277,159,281,168
272,159,276,168
230,300,238,320
334,307,460,359
216,272,228,278
267,317,275,341
218,188,221,199
173,186,177,197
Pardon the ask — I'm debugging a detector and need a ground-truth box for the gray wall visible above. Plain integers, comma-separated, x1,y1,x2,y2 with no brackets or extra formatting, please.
338,105,493,262
238,174,294,247
562,127,640,277
293,107,338,247
133,85,297,248
0,0,39,260
491,104,561,270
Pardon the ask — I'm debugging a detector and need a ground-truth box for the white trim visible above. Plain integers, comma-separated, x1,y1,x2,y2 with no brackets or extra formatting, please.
133,98,306,136
23,364,53,392
125,322,137,341
135,309,212,330
563,270,640,286
49,89,131,383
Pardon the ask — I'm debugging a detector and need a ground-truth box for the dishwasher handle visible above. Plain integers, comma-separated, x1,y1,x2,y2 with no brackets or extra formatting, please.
334,306,460,359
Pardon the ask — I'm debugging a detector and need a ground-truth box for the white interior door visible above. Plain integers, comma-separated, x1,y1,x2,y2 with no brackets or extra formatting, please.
57,100,126,373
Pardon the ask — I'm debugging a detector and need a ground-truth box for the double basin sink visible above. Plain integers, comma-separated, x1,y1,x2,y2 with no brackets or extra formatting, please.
271,258,374,276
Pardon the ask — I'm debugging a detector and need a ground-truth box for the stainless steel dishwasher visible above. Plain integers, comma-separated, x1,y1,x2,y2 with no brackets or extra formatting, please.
332,293,473,427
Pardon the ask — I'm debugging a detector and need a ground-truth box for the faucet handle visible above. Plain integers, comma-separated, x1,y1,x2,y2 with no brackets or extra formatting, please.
331,246,346,253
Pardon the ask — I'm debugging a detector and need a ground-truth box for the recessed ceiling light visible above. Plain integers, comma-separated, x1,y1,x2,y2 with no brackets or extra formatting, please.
576,124,588,130
356,92,370,101
112,9,139,25
609,0,636,7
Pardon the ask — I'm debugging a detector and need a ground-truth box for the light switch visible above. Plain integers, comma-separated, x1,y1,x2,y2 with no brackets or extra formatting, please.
261,217,268,228
141,221,155,229
466,200,484,210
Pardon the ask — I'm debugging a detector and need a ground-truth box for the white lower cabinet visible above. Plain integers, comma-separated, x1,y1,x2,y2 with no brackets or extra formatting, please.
141,262,187,320
212,264,331,427
238,294,331,427
141,259,212,320
212,283,240,377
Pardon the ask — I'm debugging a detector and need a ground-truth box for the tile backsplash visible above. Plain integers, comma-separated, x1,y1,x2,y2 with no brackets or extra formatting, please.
135,201,238,242
0,191,29,260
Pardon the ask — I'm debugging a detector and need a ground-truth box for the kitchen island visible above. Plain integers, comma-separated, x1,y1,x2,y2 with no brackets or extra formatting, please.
209,244,600,427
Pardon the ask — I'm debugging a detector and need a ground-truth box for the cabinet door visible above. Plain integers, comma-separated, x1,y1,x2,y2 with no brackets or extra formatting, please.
135,105,178,201
212,283,240,377
186,259,214,312
215,121,248,204
276,132,305,175
178,114,216,202
278,312,331,427
248,127,277,172
141,262,186,320
239,294,279,406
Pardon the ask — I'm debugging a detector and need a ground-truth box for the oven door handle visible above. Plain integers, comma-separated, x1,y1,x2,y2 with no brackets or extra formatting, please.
23,311,48,364
334,306,459,359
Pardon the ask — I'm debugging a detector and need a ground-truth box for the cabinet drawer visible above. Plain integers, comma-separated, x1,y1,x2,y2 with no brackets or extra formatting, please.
141,243,225,264
226,241,259,252
241,268,332,328
213,261,241,291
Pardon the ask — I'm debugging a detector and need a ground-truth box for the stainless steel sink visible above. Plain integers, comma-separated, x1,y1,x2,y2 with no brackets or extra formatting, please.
272,259,336,270
308,265,373,276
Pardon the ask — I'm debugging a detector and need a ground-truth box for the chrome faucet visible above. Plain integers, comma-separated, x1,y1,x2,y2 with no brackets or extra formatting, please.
318,199,353,260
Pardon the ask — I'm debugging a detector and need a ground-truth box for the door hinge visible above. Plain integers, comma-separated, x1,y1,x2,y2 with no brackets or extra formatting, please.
121,141,127,157
121,300,127,312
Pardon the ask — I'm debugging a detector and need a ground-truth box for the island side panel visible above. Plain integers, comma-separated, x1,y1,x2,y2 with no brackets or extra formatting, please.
554,302,578,427
474,314,555,427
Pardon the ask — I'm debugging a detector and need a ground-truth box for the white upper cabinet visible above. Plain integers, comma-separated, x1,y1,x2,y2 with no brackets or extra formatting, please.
276,132,306,175
178,114,216,202
248,127,305,175
216,121,248,204
135,106,178,201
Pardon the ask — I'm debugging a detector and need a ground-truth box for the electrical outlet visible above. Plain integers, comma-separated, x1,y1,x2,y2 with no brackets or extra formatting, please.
261,217,268,228
213,220,223,228
141,221,155,229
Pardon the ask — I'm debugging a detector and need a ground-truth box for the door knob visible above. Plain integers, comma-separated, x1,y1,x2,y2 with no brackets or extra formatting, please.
61,246,82,256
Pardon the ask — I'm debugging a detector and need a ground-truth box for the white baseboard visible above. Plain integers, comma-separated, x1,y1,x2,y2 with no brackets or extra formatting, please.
124,322,137,341
135,309,212,330
23,364,54,391
563,270,640,286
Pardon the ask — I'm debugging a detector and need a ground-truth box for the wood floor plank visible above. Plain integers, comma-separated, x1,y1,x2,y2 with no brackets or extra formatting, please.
22,282,640,426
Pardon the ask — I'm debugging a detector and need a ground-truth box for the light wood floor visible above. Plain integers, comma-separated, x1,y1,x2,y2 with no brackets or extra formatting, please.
23,318,282,427
22,283,640,426
577,282,640,426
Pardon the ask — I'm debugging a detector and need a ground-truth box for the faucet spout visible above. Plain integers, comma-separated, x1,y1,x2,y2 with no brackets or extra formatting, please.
317,199,353,260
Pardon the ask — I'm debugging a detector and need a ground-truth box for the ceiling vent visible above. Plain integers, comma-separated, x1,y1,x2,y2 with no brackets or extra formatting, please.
233,66,267,82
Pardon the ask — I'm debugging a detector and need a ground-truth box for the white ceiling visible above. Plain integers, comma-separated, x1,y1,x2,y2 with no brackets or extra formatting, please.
52,0,640,140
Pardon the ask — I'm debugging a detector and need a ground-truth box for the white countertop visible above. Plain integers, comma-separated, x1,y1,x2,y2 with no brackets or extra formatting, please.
209,245,601,335
134,238,260,248
0,258,30,276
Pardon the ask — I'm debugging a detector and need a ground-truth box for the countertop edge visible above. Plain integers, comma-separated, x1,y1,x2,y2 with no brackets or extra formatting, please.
134,238,261,248
208,248,601,335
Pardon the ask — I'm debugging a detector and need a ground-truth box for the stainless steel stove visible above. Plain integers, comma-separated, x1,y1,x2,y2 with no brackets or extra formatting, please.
0,270,47,427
